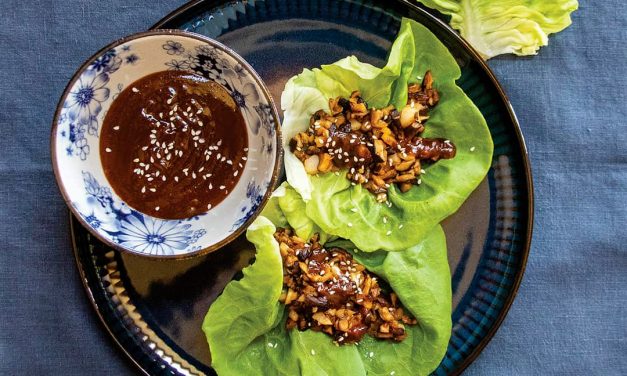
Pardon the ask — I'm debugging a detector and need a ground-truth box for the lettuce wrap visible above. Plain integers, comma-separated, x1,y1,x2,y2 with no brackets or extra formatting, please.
202,195,452,376
281,18,493,252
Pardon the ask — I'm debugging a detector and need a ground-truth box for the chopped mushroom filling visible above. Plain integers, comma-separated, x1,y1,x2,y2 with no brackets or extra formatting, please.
290,71,456,202
275,228,417,344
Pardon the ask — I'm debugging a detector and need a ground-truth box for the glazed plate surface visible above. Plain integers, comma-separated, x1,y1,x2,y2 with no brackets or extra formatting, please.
71,0,533,375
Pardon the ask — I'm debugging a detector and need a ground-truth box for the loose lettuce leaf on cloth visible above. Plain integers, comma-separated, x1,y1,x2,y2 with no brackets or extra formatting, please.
203,216,451,376
416,0,578,59
281,18,493,252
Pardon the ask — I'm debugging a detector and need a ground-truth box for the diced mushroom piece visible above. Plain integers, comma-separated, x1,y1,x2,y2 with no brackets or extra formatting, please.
335,114,346,126
396,173,416,183
408,82,421,93
315,136,326,148
279,242,291,256
354,144,371,162
317,153,333,173
329,97,343,114
381,128,397,147
413,160,422,174
388,154,401,167
374,139,387,162
370,109,383,125
399,183,413,193
289,134,302,151
319,119,332,129
350,118,362,131
378,307,395,322
379,323,390,333
285,288,298,305
350,99,367,114
395,159,414,172
313,312,333,326
362,276,372,295
371,174,386,188
400,105,418,128
288,308,299,322
379,168,397,180
337,319,350,332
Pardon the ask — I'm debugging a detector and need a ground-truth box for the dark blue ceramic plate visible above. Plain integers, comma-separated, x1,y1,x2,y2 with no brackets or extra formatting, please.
71,0,533,375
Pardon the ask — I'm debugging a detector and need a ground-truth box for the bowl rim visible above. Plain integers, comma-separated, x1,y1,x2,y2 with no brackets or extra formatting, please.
50,29,283,259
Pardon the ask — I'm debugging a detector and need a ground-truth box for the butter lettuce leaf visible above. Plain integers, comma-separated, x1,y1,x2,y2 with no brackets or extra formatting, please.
261,183,332,243
281,18,492,252
203,215,451,376
416,0,578,59
259,186,289,228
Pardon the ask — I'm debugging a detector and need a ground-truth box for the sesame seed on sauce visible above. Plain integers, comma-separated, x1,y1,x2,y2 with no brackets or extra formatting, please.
100,70,248,219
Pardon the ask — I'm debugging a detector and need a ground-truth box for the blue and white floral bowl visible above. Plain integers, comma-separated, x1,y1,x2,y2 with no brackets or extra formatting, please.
51,31,281,258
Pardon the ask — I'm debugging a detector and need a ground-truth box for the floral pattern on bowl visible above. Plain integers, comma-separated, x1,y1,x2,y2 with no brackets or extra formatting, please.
52,31,281,257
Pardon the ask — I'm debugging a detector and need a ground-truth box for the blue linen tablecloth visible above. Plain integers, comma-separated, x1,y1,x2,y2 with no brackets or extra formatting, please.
0,0,625,374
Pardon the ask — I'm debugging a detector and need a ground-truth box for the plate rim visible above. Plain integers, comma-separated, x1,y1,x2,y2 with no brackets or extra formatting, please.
71,0,535,374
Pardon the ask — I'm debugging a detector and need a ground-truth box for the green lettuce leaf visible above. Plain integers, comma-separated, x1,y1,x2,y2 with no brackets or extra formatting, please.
259,185,289,228
203,216,452,376
281,18,493,252
202,217,287,375
277,183,330,244
261,183,332,243
416,0,578,59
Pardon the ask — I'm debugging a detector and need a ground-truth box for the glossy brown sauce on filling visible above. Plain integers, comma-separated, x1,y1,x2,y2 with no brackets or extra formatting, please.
275,229,417,344
100,70,248,219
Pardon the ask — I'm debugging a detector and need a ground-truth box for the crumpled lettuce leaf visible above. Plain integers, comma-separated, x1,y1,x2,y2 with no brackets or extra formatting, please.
261,183,333,244
259,185,289,228
281,18,492,252
203,214,451,376
416,0,578,59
